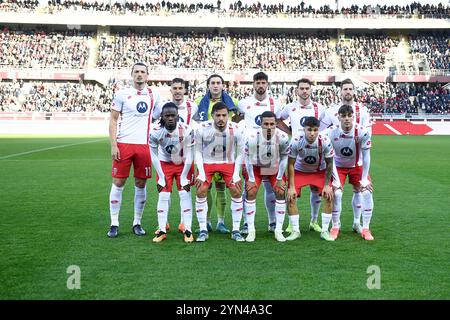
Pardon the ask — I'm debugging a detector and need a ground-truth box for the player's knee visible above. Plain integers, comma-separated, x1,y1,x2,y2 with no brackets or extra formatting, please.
197,186,208,198
134,178,146,188
246,188,257,200
275,190,285,200
113,178,127,188
229,187,241,198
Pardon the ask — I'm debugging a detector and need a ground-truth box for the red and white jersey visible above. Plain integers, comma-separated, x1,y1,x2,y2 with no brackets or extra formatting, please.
149,122,194,164
111,86,162,144
276,100,328,136
244,128,290,168
323,102,372,133
153,99,198,128
324,124,371,168
289,134,334,172
237,95,281,129
195,120,244,164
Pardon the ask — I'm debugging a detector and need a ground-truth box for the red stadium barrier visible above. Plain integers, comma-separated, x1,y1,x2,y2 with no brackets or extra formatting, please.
372,120,433,135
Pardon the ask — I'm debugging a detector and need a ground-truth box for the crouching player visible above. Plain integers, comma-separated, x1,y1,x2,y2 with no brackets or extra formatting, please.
243,111,290,242
286,117,336,241
194,102,245,242
150,102,195,243
326,105,374,241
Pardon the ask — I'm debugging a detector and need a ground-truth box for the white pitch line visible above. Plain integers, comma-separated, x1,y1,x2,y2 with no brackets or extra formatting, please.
0,139,107,160
384,124,402,135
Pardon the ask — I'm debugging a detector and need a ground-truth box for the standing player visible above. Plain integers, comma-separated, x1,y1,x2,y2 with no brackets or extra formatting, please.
194,102,245,242
326,105,374,240
277,78,329,234
107,62,162,238
194,74,239,234
323,78,372,234
286,117,336,242
237,72,283,234
153,78,199,234
150,102,195,243
243,111,290,242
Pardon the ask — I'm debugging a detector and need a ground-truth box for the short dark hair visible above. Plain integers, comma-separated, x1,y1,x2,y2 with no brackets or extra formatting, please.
211,101,228,114
303,116,320,128
296,78,312,87
207,74,224,86
253,71,268,82
338,104,354,115
131,62,148,74
260,111,277,121
171,77,185,86
341,78,354,88
161,102,178,114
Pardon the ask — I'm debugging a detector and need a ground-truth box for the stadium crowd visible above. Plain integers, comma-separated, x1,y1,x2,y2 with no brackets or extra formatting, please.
336,36,400,70
410,35,450,70
97,31,225,69
1,1,449,19
0,28,92,69
2,79,448,114
231,33,334,71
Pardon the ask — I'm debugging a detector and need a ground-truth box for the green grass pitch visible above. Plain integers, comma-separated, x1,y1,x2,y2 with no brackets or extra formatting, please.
0,135,449,299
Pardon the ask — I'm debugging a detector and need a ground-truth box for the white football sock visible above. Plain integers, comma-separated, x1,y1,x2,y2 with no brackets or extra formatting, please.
195,196,208,231
275,199,286,232
157,191,170,232
361,190,374,229
244,199,256,232
321,213,332,232
109,184,124,226
352,192,362,225
231,197,243,232
133,186,146,226
263,181,276,224
310,191,321,222
332,189,342,228
288,214,300,232
179,190,192,232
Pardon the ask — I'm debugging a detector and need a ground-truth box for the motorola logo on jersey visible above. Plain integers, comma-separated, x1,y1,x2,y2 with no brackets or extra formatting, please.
136,101,148,113
212,145,226,155
255,115,262,126
304,156,316,164
165,145,179,154
341,147,353,157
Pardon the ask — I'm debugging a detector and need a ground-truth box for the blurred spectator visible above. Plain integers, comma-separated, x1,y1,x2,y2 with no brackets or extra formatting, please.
336,35,399,70
0,28,92,68
97,30,225,69
232,33,334,71
410,35,450,70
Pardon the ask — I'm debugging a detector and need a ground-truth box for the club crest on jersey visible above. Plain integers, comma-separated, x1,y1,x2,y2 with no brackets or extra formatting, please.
341,147,353,156
304,156,316,164
136,101,148,113
178,116,185,123
255,115,262,126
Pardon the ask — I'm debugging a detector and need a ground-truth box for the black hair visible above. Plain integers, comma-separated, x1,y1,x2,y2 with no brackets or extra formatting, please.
159,102,178,127
296,78,312,87
207,74,224,86
211,101,228,114
303,116,321,128
341,78,354,88
338,104,354,115
260,111,277,121
131,62,148,74
171,77,185,86
253,71,268,82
